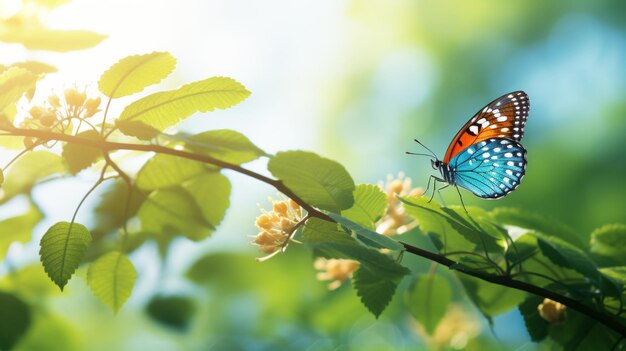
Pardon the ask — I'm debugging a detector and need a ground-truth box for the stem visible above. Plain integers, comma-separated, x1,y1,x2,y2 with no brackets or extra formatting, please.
3,127,626,336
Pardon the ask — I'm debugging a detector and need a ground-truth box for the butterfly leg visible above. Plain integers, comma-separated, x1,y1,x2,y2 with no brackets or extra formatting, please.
428,176,446,203
437,183,450,205
454,185,469,215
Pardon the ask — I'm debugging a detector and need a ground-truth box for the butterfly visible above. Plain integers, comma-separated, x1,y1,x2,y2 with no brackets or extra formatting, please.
408,91,529,208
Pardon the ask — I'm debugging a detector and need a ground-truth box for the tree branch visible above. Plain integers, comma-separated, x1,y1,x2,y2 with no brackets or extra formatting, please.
4,127,626,336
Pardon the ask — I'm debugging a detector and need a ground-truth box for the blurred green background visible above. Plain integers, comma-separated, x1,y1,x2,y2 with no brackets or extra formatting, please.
1,0,625,350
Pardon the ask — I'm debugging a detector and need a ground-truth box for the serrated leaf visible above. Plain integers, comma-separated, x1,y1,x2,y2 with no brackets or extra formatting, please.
534,233,600,284
146,295,195,330
352,265,398,318
138,188,211,241
1,151,65,202
39,221,92,290
182,172,230,226
0,204,43,260
0,292,31,350
8,61,57,75
405,274,451,334
0,17,106,52
87,251,136,313
99,52,176,98
491,207,584,248
119,77,250,131
268,151,355,212
401,196,502,253
61,130,102,174
136,154,207,191
0,67,38,111
518,295,549,342
590,224,626,261
458,273,527,318
183,129,267,164
328,213,404,251
341,184,387,229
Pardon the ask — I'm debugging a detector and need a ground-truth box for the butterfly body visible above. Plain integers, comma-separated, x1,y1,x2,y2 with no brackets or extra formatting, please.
415,91,530,201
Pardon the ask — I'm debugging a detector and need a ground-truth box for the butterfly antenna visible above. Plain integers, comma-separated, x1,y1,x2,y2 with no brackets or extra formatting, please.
413,139,438,159
405,151,435,159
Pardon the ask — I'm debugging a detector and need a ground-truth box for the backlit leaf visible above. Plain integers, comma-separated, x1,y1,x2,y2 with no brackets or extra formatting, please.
1,151,65,202
87,251,137,313
115,120,160,140
0,204,43,260
535,233,600,284
61,130,102,174
328,213,404,251
0,67,37,111
138,188,211,241
7,61,57,75
352,265,398,318
341,184,387,229
182,172,231,227
39,221,92,290
119,77,250,131
184,129,266,164
99,52,176,98
457,274,527,318
136,154,207,191
268,151,355,212
405,274,452,334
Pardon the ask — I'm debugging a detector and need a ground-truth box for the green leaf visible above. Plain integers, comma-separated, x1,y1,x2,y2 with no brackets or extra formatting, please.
39,221,92,290
93,179,146,235
457,274,527,318
352,265,398,318
0,292,31,350
138,188,211,241
0,67,38,111
182,172,231,226
534,233,600,284
518,295,549,342
119,77,250,131
491,207,584,248
268,151,355,212
341,184,387,229
1,151,65,202
0,204,43,260
590,224,626,260
183,129,267,164
328,213,404,251
401,196,502,253
99,52,176,98
87,251,137,313
61,130,102,174
0,264,60,300
136,154,207,191
146,295,195,330
404,274,452,334
115,120,161,140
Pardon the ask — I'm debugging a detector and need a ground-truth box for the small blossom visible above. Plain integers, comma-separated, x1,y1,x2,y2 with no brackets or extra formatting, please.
253,198,304,261
537,298,567,324
413,304,481,350
314,258,360,290
375,172,423,235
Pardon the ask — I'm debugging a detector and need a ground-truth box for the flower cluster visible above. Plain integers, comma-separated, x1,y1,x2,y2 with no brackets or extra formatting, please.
314,258,360,290
253,198,303,261
20,86,101,132
375,172,423,236
538,298,567,324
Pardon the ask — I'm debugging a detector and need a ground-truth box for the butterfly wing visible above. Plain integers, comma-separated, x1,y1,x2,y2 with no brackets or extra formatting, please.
443,91,529,163
449,138,527,199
